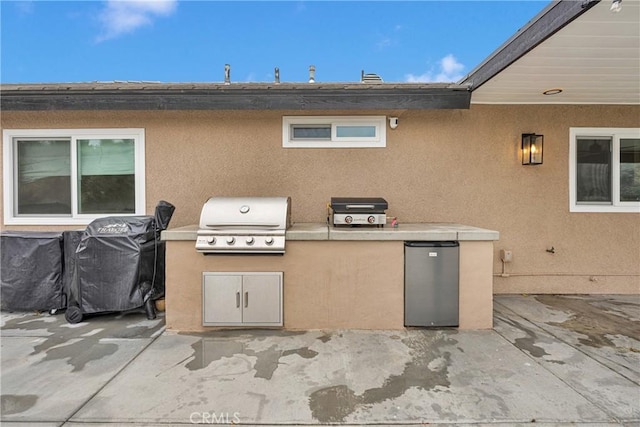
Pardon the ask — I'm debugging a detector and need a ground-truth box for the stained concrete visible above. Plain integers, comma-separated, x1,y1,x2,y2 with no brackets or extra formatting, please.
0,310,164,423
1,295,638,426
496,294,640,381
495,316,639,421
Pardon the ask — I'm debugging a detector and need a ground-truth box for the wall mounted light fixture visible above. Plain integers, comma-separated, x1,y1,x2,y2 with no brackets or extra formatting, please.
522,133,544,165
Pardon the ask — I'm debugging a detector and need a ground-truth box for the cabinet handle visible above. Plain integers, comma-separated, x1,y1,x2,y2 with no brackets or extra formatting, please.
245,291,249,308
236,291,240,308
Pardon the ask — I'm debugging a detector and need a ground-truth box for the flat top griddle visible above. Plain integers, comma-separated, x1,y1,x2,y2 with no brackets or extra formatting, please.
330,197,388,214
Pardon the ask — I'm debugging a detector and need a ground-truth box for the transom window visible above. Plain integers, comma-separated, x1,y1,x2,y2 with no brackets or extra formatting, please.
569,127,640,213
283,116,386,148
3,128,146,225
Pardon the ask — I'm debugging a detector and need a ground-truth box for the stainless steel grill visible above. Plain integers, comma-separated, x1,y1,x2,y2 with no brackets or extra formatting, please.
196,197,291,254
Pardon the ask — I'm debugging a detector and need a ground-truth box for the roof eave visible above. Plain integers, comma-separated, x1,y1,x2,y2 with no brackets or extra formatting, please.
0,84,472,111
459,0,601,91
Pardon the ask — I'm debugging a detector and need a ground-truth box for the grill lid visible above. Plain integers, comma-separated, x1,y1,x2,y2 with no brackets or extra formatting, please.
199,197,291,231
330,197,388,214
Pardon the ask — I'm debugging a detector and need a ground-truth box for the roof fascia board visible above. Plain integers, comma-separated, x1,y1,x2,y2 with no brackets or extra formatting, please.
459,0,600,91
0,86,471,111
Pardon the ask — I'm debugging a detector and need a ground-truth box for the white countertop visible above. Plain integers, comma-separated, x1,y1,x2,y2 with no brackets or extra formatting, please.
161,223,499,241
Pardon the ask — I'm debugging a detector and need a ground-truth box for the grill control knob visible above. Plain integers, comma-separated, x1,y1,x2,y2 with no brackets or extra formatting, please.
226,237,236,245
246,237,255,245
367,215,376,224
345,215,353,224
207,236,216,244
265,237,275,246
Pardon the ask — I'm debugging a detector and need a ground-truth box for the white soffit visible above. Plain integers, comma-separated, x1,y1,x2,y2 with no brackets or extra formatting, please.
471,0,640,105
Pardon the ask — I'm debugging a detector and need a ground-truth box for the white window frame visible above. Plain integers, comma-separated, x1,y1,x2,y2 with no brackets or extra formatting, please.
3,128,146,225
282,116,386,148
569,127,640,213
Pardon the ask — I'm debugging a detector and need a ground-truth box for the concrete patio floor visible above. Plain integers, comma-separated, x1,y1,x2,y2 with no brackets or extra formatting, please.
1,294,638,426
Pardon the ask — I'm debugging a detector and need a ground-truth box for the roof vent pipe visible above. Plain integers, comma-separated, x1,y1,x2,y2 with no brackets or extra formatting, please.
309,65,316,83
224,64,231,85
275,67,280,84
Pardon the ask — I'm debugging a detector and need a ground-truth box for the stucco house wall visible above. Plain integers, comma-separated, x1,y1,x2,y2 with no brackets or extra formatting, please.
1,104,639,294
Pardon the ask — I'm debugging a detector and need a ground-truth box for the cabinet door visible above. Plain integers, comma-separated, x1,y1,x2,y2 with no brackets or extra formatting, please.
203,273,243,325
241,273,282,326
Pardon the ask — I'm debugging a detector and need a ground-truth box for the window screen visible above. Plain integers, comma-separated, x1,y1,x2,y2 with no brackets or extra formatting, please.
576,137,612,203
335,125,376,138
291,125,331,140
620,138,640,202
16,139,71,215
77,139,136,214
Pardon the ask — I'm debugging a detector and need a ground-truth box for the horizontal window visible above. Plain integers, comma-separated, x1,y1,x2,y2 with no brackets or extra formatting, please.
291,125,331,140
569,128,640,213
3,128,146,225
283,116,386,148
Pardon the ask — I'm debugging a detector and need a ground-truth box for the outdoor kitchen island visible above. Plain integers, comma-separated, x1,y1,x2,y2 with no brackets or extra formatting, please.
161,223,499,331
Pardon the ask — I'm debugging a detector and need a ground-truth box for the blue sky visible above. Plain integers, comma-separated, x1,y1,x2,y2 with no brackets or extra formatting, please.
1,1,548,84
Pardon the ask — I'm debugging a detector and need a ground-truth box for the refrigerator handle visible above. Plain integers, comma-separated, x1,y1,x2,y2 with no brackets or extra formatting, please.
405,241,459,248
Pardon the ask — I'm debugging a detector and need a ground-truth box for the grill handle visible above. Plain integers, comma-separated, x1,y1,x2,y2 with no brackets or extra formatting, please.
205,223,280,229
345,204,375,209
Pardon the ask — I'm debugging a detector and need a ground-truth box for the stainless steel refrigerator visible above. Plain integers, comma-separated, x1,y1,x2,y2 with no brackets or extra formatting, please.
404,241,459,327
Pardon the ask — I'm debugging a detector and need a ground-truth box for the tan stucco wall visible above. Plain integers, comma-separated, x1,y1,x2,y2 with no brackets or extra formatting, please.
164,239,493,331
2,105,639,294
165,240,405,331
459,241,494,329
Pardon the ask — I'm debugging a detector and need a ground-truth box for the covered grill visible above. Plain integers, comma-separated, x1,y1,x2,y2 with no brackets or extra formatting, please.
196,197,291,254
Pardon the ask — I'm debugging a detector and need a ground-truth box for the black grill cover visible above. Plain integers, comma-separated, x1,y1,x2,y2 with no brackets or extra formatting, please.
1,231,65,311
68,200,174,314
69,217,157,314
62,230,85,306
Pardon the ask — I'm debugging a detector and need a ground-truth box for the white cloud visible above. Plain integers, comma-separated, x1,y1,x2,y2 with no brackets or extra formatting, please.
97,0,178,42
294,1,306,14
376,37,392,49
405,54,465,83
16,1,35,15
376,24,402,51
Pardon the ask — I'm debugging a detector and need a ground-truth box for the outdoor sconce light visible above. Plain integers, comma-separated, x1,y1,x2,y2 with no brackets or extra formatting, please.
522,133,544,165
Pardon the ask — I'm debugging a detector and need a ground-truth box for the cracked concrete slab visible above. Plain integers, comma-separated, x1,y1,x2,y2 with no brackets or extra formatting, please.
70,329,611,425
496,294,640,381
494,300,640,421
0,310,163,423
2,295,637,426
0,423,62,427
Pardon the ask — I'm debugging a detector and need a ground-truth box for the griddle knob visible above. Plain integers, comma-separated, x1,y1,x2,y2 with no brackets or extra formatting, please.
265,237,275,245
226,237,236,245
367,216,376,224
345,215,353,224
207,236,216,244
